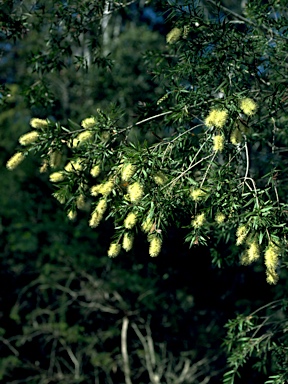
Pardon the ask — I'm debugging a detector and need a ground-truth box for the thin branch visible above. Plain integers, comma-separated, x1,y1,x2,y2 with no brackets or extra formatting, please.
117,110,173,136
271,117,280,205
131,322,160,384
0,337,19,356
244,139,249,180
244,177,260,209
134,111,173,128
145,323,156,368
200,151,216,188
207,0,288,40
66,346,80,380
163,149,214,190
207,0,257,26
121,317,133,384
106,0,138,16
250,299,283,317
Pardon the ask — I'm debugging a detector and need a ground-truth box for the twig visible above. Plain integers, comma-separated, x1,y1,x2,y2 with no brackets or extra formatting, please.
244,139,249,181
207,0,288,40
163,148,214,190
250,299,283,316
65,345,80,379
131,322,160,384
271,117,280,205
134,111,173,128
244,177,260,208
145,323,156,368
117,110,173,136
153,123,205,163
0,337,19,356
121,317,133,384
200,151,216,188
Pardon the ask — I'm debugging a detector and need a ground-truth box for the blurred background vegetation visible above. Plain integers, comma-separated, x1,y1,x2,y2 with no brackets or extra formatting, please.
0,0,287,383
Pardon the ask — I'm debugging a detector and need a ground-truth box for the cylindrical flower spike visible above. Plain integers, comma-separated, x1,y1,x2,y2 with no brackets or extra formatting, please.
124,212,137,229
205,109,228,128
141,217,153,233
192,213,205,228
6,152,25,170
215,212,225,224
213,135,225,152
19,131,39,146
149,236,162,257
108,243,121,258
236,225,248,245
123,233,134,252
121,163,136,182
30,118,48,129
90,164,101,178
128,182,144,203
166,27,182,44
240,98,257,116
81,117,96,129
49,172,65,183
49,151,62,168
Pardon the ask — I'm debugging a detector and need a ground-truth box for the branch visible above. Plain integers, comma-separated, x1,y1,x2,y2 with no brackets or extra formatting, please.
121,317,133,384
244,139,249,180
66,346,80,380
207,0,288,40
131,322,160,384
0,337,19,356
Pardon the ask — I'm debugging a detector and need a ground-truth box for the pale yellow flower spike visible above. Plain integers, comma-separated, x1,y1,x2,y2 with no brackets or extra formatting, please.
166,27,182,44
205,109,228,128
89,210,102,228
100,180,114,196
128,182,144,203
123,233,134,252
192,213,205,228
96,198,107,215
90,164,101,178
153,172,168,186
240,98,257,116
39,160,49,173
124,212,137,229
247,240,260,263
67,210,77,221
91,184,102,197
19,131,39,146
266,269,279,285
215,212,225,224
121,163,136,182
141,217,153,233
81,117,96,129
30,118,48,129
76,195,86,210
65,159,83,173
213,135,225,152
49,151,62,168
108,243,121,258
49,172,65,183
230,128,243,145
149,237,162,257
6,152,25,170
190,188,206,201
73,131,94,147
264,242,280,271
236,225,248,245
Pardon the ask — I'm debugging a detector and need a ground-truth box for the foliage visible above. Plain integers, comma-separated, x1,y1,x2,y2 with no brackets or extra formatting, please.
2,0,288,382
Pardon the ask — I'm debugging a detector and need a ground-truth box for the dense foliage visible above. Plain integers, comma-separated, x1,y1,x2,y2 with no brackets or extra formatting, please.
1,0,288,383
